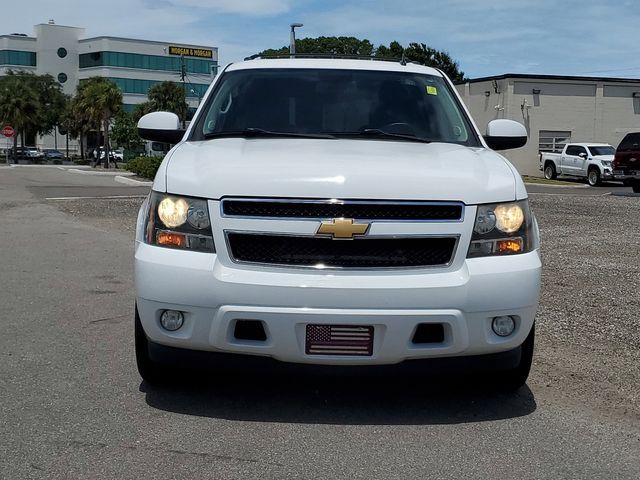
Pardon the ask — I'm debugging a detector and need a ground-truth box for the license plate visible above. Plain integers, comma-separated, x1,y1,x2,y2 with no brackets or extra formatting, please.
305,324,374,356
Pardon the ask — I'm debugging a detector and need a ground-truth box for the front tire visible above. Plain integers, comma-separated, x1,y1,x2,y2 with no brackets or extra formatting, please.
135,306,174,385
632,181,640,193
587,168,601,186
544,163,557,180
494,324,535,391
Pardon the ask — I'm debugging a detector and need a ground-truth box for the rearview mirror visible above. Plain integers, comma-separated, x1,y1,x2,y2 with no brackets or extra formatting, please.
484,119,527,151
137,112,185,144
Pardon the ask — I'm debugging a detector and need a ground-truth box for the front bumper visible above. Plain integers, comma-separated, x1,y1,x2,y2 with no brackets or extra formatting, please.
135,242,541,366
601,169,615,180
613,169,640,180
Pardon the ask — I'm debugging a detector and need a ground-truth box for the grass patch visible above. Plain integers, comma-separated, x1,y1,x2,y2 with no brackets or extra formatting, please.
522,175,581,186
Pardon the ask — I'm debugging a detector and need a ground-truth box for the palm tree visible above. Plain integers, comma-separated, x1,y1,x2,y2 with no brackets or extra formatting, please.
132,101,154,122
0,75,41,157
77,77,122,168
61,95,91,160
147,81,188,125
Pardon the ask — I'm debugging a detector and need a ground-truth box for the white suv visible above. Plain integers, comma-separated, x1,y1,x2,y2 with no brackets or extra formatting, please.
135,58,541,389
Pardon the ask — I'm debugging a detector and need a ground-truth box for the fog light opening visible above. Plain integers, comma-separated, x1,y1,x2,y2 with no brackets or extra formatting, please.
492,315,516,337
160,310,184,331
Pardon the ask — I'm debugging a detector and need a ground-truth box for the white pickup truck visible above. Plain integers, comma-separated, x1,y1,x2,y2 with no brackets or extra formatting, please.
540,143,615,186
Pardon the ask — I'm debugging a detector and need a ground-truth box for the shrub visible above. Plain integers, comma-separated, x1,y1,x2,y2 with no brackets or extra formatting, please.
126,156,163,179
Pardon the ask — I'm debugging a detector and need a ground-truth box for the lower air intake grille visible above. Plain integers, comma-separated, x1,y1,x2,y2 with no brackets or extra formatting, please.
227,233,457,268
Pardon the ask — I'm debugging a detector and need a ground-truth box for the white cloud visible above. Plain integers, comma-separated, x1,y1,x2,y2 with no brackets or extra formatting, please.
3,0,640,78
173,0,294,15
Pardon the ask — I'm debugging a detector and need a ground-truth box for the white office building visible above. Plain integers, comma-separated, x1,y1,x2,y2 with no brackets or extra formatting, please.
1,21,218,151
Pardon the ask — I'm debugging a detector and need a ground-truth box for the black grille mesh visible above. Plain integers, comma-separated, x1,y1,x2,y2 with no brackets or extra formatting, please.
227,233,456,268
223,200,462,221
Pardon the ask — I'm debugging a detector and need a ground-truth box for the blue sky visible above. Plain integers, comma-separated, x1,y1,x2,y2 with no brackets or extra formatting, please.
3,0,640,79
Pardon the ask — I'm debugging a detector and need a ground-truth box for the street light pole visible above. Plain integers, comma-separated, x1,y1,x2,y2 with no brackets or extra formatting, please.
289,23,303,56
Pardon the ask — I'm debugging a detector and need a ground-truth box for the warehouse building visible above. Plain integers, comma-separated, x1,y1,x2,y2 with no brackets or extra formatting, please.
456,74,640,176
0,21,218,150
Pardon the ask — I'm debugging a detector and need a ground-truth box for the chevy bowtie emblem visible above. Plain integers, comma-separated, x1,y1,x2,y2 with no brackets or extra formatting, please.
317,218,369,239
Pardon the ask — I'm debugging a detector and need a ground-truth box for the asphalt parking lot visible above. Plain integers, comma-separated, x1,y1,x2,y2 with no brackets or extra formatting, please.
1,166,639,479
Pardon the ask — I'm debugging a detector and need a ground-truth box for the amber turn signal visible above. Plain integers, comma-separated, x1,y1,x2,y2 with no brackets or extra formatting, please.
496,238,523,254
157,231,187,248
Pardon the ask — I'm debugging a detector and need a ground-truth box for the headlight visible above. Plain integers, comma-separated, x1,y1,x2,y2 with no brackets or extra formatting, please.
601,160,612,168
467,200,536,258
144,192,215,252
158,197,189,228
494,203,524,233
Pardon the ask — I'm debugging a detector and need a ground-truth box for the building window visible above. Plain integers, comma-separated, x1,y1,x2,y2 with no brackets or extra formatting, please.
539,130,571,153
57,73,68,83
57,47,67,58
79,51,216,74
0,49,37,66
108,77,209,98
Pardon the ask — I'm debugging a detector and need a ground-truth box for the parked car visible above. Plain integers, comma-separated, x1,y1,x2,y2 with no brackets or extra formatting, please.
539,143,615,186
43,149,64,160
612,132,640,193
9,147,28,160
134,57,541,390
9,146,42,161
26,147,43,159
111,149,124,161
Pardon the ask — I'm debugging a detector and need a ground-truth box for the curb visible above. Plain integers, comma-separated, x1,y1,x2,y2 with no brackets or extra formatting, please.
524,181,589,189
114,175,153,186
68,168,134,176
5,164,90,168
610,192,640,197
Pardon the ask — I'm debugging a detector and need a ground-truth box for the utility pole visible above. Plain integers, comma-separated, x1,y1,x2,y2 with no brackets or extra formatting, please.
180,55,187,129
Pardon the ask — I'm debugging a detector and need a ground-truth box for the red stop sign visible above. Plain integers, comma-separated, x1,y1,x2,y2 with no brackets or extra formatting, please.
1,126,15,138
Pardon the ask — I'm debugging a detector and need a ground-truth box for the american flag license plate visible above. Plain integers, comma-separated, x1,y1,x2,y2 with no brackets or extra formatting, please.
305,324,374,356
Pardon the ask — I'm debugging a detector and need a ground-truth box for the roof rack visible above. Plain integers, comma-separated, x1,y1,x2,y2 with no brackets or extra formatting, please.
243,53,420,65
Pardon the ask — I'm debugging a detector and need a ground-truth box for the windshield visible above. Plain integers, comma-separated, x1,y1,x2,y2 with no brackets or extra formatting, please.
588,146,614,156
192,68,479,146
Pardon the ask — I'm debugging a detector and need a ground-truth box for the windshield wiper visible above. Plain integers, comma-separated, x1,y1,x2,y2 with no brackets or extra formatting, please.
203,128,335,140
336,129,432,144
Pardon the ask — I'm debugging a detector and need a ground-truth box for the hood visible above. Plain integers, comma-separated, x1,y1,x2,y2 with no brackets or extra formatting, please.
164,139,517,204
593,155,614,161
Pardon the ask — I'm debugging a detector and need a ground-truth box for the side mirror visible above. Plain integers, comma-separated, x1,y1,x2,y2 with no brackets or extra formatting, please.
484,119,527,151
578,152,587,158
137,112,185,144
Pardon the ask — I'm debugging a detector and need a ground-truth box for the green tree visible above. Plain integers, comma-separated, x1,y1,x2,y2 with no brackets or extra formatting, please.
9,71,67,135
132,101,155,122
260,36,375,57
147,81,188,124
76,77,122,168
374,41,405,59
60,94,92,160
258,37,466,82
400,43,465,82
0,74,41,156
111,110,143,155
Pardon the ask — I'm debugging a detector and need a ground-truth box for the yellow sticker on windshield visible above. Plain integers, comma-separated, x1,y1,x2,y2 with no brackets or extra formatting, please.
426,85,438,95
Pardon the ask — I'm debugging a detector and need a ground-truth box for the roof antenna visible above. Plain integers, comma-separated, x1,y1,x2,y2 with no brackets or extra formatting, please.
400,53,407,66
